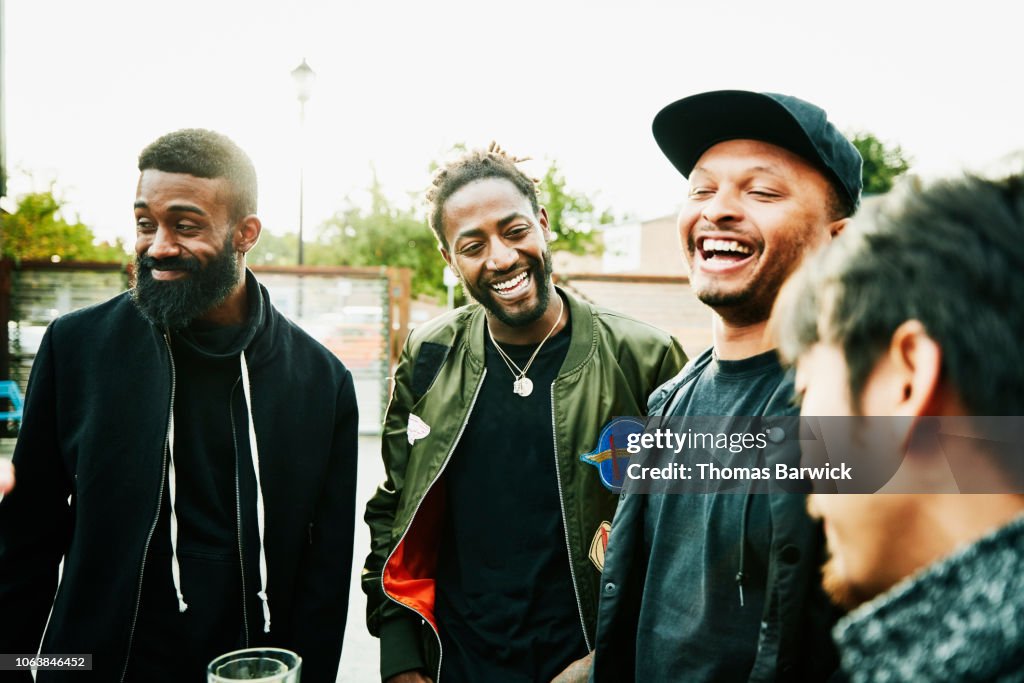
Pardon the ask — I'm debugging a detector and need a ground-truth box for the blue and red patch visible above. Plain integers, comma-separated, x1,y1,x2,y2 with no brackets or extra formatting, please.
580,417,644,493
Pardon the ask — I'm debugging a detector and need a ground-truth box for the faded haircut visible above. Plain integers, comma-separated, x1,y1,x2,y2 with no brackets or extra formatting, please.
138,128,257,222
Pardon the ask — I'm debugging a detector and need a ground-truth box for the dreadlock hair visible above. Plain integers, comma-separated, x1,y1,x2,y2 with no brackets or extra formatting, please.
426,142,540,249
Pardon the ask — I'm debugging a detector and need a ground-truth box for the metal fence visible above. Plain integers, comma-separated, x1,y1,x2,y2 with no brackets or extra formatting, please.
0,260,410,434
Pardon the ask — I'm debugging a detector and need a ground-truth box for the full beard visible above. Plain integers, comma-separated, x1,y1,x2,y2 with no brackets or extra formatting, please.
468,250,554,328
131,241,240,330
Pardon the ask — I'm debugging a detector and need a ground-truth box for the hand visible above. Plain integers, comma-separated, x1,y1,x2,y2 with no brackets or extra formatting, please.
385,671,433,683
551,651,594,683
0,460,14,499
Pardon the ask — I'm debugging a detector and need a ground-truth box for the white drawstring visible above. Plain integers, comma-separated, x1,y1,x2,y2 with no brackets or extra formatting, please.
167,411,188,614
166,350,271,633
240,351,272,634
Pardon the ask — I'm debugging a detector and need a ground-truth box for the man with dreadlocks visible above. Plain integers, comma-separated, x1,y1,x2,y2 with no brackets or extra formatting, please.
362,144,686,683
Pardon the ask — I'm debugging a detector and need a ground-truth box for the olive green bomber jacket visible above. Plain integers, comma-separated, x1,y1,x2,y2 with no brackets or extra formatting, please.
362,289,687,681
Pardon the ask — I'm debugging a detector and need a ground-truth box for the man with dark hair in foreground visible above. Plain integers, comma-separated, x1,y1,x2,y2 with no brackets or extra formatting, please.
0,128,359,682
775,171,1024,682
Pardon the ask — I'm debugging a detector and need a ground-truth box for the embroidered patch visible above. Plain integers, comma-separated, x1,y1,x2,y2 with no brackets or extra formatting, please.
407,414,431,445
589,521,612,572
580,417,645,493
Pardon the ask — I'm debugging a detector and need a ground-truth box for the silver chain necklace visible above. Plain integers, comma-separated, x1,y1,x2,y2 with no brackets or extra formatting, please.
486,294,565,397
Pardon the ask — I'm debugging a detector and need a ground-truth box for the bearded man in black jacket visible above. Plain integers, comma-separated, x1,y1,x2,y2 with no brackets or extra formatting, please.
0,129,358,682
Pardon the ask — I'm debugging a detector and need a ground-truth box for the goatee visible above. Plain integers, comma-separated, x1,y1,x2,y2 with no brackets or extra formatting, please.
131,241,240,329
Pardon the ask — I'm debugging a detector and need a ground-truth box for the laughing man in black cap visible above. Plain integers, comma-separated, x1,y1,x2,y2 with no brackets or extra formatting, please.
590,91,863,682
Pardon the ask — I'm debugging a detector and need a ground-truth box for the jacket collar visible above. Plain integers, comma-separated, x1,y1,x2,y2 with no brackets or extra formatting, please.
463,285,595,377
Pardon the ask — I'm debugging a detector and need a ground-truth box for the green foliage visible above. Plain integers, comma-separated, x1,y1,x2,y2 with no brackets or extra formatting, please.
249,230,299,266
850,132,912,195
1,189,128,262
536,161,612,255
310,173,444,299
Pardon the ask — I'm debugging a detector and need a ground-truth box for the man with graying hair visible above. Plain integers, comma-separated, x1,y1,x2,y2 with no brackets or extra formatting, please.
774,170,1024,683
592,91,862,682
0,128,359,682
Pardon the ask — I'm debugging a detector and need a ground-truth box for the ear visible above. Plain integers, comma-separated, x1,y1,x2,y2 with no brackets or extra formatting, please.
872,320,942,418
538,206,551,241
827,217,850,239
440,246,462,281
234,215,262,255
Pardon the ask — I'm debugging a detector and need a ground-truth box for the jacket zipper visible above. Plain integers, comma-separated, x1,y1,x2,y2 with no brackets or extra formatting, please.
379,369,487,683
120,333,176,681
229,379,251,647
550,381,592,652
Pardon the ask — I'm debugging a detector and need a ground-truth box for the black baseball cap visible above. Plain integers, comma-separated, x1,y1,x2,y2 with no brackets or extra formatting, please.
652,90,863,211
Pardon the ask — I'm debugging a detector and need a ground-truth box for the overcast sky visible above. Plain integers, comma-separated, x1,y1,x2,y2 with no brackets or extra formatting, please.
4,0,1023,245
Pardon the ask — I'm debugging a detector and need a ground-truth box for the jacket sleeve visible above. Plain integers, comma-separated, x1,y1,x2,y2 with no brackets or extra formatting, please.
288,369,359,683
362,337,428,680
0,323,73,678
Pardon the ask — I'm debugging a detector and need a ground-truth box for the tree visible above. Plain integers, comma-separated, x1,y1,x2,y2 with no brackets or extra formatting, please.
1,189,128,262
249,230,299,266
537,161,615,255
849,132,912,195
312,173,444,299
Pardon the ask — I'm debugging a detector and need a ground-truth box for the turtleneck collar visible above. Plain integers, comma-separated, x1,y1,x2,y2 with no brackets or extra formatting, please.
174,268,266,359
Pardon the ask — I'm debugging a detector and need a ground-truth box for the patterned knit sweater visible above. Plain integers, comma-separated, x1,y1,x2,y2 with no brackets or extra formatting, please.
833,513,1024,682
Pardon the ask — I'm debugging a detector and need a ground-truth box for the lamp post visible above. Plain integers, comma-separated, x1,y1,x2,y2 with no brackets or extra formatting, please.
291,58,315,265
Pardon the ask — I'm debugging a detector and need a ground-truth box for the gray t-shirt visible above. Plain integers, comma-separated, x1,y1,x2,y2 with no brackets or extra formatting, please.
636,347,796,682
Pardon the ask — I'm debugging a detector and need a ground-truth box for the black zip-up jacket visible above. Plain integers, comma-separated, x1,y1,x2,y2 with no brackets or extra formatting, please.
0,273,358,682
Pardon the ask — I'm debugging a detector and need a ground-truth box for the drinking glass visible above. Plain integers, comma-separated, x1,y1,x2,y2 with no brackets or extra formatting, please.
207,648,301,682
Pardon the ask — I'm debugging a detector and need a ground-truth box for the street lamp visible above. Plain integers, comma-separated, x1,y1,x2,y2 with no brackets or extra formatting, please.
291,58,315,265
